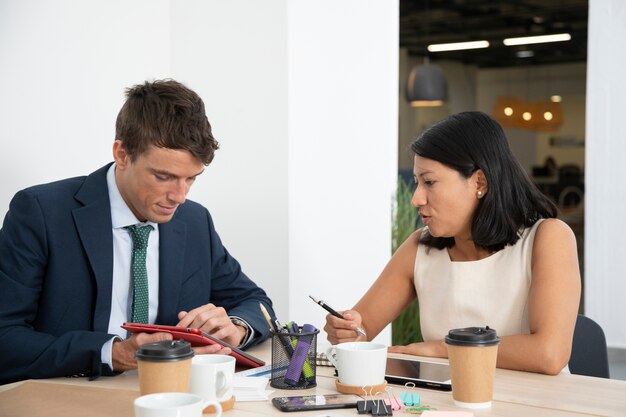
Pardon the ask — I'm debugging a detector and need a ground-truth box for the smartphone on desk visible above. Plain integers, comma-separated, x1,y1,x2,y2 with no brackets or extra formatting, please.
385,357,452,391
272,394,362,412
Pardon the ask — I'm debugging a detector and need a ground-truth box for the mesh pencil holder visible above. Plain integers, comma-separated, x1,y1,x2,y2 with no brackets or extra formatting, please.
270,326,319,389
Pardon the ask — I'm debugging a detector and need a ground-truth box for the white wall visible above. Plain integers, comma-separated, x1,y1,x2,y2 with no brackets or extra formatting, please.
585,0,626,348
168,0,290,324
287,1,398,344
0,0,398,344
0,0,171,209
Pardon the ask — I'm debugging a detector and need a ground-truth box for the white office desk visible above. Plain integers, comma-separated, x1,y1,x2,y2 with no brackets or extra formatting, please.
1,341,625,417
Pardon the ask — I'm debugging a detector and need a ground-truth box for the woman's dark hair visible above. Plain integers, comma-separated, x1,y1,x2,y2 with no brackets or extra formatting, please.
411,111,557,252
115,79,219,165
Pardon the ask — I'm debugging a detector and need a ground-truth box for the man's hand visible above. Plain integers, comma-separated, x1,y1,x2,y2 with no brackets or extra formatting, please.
177,303,245,348
112,332,173,372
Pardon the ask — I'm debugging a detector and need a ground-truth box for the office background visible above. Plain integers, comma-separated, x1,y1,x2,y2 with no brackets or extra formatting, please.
0,0,624,355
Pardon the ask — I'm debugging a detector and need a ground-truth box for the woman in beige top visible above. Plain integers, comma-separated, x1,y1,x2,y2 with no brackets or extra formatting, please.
324,112,581,375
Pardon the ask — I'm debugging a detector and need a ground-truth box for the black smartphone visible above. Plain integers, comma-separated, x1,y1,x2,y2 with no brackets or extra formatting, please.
385,357,452,391
272,394,362,412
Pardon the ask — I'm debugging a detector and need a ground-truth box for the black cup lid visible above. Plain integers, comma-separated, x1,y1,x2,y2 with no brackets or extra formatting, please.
444,326,500,347
135,339,194,362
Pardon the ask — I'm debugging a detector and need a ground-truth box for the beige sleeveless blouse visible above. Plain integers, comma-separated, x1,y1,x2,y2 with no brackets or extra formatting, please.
414,220,543,341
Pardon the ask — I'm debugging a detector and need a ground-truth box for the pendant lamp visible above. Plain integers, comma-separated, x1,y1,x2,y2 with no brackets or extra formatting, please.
406,57,448,107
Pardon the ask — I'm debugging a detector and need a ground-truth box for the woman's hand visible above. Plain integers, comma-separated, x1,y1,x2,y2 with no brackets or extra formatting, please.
388,340,447,358
324,310,368,344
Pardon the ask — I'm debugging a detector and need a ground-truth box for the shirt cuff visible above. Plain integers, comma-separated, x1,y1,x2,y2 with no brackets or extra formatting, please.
101,335,121,370
229,316,256,349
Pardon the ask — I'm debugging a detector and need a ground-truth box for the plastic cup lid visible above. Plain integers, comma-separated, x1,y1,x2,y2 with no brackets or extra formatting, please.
444,326,500,347
135,339,194,362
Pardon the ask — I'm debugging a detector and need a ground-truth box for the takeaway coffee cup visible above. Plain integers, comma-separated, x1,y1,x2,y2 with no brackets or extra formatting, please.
326,342,387,387
136,340,194,395
134,392,222,417
445,326,501,409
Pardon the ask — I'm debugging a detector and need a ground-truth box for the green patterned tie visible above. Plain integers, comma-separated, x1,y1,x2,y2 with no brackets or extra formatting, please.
125,224,154,324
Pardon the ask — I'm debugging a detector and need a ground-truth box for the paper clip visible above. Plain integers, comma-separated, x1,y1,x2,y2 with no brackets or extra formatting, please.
373,389,392,416
356,386,392,416
357,386,374,414
384,386,404,411
400,382,420,407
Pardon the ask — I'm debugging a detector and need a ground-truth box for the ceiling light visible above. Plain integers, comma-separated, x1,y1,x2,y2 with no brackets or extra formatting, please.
503,33,571,46
493,96,563,131
427,40,489,52
516,50,535,58
406,60,448,107
550,95,562,102
493,96,523,127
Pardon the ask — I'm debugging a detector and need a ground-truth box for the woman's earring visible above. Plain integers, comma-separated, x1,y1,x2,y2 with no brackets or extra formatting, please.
477,191,483,198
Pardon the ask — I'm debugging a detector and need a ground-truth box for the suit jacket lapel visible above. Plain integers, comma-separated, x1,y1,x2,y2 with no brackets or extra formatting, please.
72,164,115,333
157,218,187,323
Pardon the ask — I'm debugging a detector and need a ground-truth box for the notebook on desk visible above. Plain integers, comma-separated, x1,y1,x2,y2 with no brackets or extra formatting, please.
316,351,333,367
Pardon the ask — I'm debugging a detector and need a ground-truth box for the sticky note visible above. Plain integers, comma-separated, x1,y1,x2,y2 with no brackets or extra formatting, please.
421,411,474,417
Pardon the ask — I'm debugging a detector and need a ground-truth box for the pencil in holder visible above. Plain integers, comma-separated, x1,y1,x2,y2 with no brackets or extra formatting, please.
270,324,318,389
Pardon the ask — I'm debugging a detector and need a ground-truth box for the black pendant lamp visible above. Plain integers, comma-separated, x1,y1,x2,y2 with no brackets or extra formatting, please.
406,57,448,107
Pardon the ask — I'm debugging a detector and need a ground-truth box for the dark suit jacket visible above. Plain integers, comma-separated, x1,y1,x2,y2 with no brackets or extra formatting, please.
0,164,274,384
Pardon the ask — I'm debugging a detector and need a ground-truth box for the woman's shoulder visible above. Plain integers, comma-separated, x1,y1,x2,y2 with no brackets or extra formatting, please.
393,227,427,262
534,218,576,239
532,218,577,255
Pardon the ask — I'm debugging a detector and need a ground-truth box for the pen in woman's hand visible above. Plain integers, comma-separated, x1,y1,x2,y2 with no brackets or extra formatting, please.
309,295,367,337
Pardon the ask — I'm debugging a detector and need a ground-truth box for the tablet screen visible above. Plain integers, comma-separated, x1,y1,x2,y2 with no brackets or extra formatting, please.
385,357,451,391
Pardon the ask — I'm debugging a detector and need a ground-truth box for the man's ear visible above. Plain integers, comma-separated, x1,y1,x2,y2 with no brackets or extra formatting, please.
112,140,130,169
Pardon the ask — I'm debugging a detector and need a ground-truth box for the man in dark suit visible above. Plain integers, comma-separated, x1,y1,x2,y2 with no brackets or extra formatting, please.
0,79,275,384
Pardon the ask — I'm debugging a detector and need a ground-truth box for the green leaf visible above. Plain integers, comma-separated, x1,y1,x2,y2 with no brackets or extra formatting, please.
391,175,423,345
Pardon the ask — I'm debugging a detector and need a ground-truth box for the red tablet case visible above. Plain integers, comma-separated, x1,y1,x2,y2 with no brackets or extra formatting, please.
121,322,265,368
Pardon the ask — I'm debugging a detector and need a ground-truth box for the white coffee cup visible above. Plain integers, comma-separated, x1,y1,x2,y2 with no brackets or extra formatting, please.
190,354,236,404
134,392,222,417
326,342,387,386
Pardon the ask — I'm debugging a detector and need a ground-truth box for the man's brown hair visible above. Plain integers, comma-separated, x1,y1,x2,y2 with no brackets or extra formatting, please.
115,79,219,165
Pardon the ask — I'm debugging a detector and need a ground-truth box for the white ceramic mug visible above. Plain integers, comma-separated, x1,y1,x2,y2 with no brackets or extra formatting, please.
134,392,222,417
190,354,236,404
326,341,387,386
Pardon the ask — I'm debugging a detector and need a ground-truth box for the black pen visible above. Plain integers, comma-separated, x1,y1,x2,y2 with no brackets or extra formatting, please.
309,295,367,337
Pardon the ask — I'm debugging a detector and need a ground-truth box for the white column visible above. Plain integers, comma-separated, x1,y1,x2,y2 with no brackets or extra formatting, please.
287,0,398,343
585,0,626,348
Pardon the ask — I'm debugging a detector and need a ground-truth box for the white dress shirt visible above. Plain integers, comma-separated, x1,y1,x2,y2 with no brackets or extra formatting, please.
102,164,159,367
